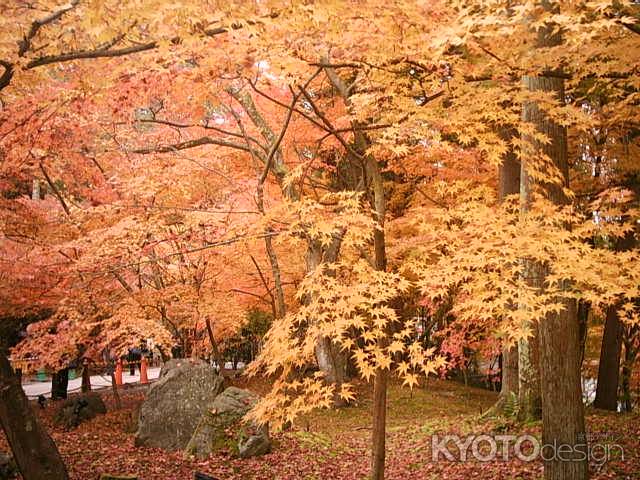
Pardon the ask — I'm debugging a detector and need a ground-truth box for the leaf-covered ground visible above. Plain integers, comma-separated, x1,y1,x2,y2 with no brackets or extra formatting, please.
2,379,638,480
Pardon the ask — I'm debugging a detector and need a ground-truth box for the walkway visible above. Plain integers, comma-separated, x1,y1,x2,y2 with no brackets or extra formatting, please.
21,367,161,399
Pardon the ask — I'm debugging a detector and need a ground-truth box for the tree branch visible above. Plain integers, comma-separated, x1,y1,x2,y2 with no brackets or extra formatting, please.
0,60,13,92
39,161,70,216
18,0,81,57
138,117,267,153
26,41,159,69
131,136,251,154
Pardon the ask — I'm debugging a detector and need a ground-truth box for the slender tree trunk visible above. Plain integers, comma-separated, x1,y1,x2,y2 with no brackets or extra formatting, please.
81,363,91,393
371,367,387,480
51,368,68,400
496,128,520,411
620,327,638,412
204,316,226,373
593,305,623,410
364,151,388,480
577,300,590,367
0,351,69,480
321,58,389,479
110,372,121,410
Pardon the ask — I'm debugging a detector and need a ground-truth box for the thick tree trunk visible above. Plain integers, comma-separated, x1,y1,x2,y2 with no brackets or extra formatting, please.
593,305,623,411
538,295,588,480
520,3,588,477
522,65,588,480
0,351,69,480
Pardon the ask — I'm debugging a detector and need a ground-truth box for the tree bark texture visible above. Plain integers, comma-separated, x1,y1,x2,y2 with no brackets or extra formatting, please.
498,128,520,408
0,351,69,480
522,69,588,480
593,305,623,411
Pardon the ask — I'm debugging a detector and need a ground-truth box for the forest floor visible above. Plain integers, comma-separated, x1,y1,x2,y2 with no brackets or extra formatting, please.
1,378,638,480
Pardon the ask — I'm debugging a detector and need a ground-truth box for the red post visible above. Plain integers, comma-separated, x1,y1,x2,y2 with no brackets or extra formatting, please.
115,359,123,386
140,356,149,384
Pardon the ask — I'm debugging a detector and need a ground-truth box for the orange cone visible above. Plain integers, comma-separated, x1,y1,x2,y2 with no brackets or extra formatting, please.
115,359,123,386
140,356,149,384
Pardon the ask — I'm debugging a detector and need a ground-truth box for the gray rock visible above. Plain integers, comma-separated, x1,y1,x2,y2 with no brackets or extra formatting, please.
0,451,17,480
54,393,107,429
238,427,271,458
186,387,270,459
159,358,206,378
135,363,224,450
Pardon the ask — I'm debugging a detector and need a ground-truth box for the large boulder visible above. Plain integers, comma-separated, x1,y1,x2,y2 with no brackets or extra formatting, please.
186,387,270,459
135,363,224,450
54,393,107,429
159,358,206,378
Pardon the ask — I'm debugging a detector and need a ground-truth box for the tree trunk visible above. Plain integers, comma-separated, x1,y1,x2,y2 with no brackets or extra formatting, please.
538,294,588,480
519,96,544,423
110,371,121,410
322,58,389,480
577,300,589,367
81,364,91,393
593,305,623,411
364,146,388,480
520,3,588,477
371,367,387,480
0,351,69,480
51,368,68,400
522,43,588,480
517,325,541,421
500,346,518,397
620,354,632,412
306,238,348,390
205,316,226,373
516,246,542,421
496,128,520,411
620,327,638,412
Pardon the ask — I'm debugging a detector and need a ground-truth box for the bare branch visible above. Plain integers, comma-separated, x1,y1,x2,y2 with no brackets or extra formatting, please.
138,117,266,153
39,161,70,216
18,0,81,57
27,40,158,69
132,136,251,154
0,60,13,91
